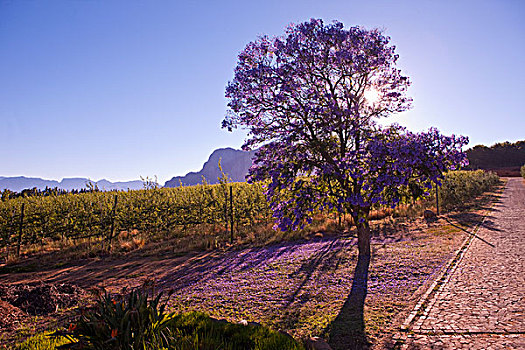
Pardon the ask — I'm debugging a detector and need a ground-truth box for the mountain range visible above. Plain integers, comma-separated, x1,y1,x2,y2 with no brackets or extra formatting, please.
4,140,523,192
0,177,144,192
164,147,256,187
1,147,257,192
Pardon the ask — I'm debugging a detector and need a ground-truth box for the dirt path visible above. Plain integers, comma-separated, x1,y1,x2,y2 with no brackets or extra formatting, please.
403,178,525,349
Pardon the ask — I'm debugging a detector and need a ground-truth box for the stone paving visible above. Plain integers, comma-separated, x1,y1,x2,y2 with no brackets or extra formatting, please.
402,178,525,349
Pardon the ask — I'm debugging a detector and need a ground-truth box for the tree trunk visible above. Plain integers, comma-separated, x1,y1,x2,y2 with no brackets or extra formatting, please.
356,222,371,257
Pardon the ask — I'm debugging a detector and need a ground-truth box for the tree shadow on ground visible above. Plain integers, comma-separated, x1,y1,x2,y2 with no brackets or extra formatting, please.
159,237,348,294
447,212,501,232
444,217,496,247
328,254,371,350
284,239,340,306
277,239,354,330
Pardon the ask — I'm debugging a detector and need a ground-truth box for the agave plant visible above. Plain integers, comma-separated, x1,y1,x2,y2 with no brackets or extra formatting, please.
53,283,175,350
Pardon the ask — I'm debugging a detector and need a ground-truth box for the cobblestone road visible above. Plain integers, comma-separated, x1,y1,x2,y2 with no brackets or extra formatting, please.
403,178,525,349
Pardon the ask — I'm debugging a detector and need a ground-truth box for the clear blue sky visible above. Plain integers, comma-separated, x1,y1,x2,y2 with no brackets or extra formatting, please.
1,0,524,184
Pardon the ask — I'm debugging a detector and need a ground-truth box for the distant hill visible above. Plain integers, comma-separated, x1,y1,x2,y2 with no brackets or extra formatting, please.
0,176,144,192
165,148,256,187
466,140,525,176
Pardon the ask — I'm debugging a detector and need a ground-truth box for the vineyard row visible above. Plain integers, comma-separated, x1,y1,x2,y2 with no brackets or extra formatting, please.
0,170,499,256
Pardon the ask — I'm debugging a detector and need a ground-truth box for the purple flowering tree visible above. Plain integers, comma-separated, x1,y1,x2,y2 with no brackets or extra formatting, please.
223,19,468,257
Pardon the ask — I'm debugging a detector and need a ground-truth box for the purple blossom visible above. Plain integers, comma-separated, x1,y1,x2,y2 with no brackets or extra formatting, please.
223,19,468,252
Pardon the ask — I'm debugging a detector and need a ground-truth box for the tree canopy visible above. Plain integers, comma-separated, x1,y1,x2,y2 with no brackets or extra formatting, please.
223,19,467,256
467,140,525,169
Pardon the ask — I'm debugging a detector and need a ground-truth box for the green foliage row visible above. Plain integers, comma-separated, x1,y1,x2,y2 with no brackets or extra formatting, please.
438,170,500,209
0,170,500,252
0,181,271,251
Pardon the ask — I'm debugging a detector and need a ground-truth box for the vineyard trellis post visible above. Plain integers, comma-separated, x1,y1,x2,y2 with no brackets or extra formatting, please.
107,194,118,251
435,183,440,216
230,186,234,244
224,200,228,233
16,203,25,257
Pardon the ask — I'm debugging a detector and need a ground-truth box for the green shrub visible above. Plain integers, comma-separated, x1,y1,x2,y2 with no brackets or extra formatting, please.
167,312,304,350
521,164,525,179
14,331,70,350
439,170,500,209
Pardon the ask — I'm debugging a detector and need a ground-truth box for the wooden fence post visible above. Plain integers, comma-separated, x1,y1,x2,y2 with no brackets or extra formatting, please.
107,194,118,250
230,186,234,244
16,203,25,257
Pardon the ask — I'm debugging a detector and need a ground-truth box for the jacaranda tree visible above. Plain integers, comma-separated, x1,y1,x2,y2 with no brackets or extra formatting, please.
223,19,468,257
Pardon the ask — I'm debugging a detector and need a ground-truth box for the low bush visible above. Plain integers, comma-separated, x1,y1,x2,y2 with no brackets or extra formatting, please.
439,170,500,209
521,164,525,179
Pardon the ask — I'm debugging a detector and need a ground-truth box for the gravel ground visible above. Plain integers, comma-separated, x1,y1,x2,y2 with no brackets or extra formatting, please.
403,178,525,349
